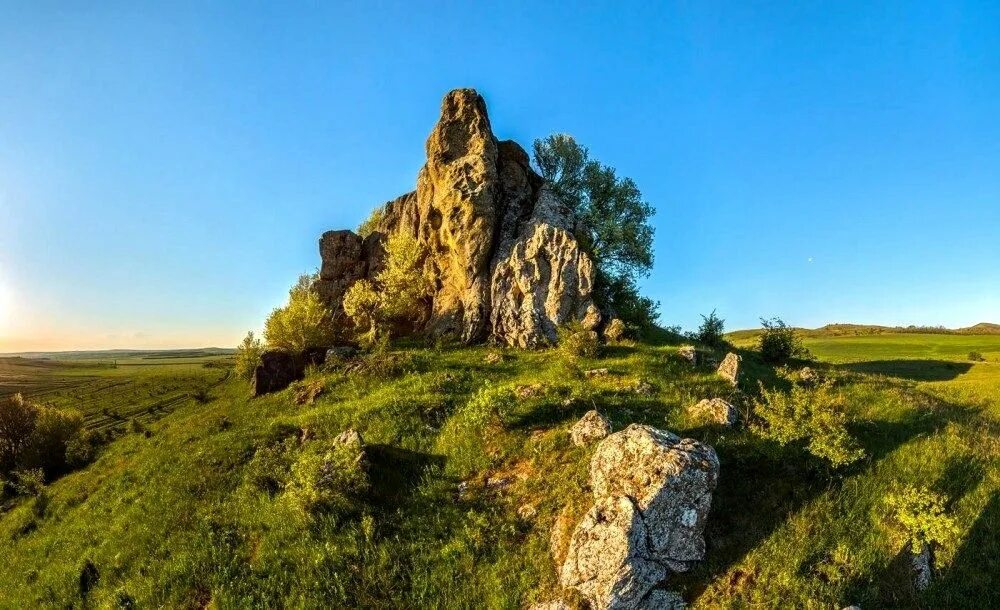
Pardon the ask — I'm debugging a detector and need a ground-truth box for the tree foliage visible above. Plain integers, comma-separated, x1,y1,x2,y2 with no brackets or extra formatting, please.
343,232,431,346
885,485,958,552
759,317,808,364
533,134,657,327
696,310,726,347
754,381,864,467
264,274,335,352
234,331,265,381
0,393,87,480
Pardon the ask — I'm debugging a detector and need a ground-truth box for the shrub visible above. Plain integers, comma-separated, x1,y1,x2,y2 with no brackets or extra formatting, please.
264,274,336,352
558,322,600,360
234,331,265,381
191,387,211,404
245,437,297,496
1,394,86,479
357,204,387,238
754,381,864,467
885,485,958,553
968,351,985,362
343,232,431,346
759,317,807,364
285,437,369,518
696,310,725,347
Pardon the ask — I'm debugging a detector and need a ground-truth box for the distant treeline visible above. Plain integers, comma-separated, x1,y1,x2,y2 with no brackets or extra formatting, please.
730,322,1000,340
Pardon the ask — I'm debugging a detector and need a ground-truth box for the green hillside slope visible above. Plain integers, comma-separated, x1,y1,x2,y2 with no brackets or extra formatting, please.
0,338,997,608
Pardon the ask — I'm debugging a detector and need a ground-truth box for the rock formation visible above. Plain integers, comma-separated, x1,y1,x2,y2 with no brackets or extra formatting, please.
559,424,719,609
315,89,601,347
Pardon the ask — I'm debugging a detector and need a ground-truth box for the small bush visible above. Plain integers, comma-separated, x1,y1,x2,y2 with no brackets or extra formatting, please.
191,387,211,404
264,274,336,352
343,232,431,346
885,485,958,553
234,331,265,381
968,351,985,362
696,310,725,347
285,437,369,518
436,384,517,477
357,204,387,238
558,322,600,360
759,317,807,364
754,381,864,467
245,437,297,496
1,394,87,479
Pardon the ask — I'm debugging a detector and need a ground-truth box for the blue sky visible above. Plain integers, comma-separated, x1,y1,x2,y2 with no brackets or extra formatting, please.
1,1,998,350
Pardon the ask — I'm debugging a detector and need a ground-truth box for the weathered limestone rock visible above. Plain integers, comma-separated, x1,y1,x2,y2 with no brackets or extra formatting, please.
315,89,600,348
584,368,610,378
911,542,933,592
639,590,687,609
717,353,740,386
560,425,719,609
588,425,720,565
252,351,305,397
798,366,819,385
560,496,670,609
690,398,738,427
571,410,613,447
604,318,627,342
529,602,571,610
678,346,697,365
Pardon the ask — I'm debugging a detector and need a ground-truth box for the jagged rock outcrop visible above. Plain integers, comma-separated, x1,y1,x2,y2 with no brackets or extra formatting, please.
314,89,600,347
559,424,719,609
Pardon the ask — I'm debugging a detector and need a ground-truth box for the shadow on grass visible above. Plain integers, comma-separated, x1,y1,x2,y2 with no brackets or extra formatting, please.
365,444,445,512
928,491,1000,607
676,399,976,604
840,360,973,382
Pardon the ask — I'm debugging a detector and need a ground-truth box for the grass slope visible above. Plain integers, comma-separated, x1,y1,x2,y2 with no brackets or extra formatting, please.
0,337,997,608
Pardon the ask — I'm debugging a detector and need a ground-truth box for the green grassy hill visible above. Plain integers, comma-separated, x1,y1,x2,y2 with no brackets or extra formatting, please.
0,337,997,608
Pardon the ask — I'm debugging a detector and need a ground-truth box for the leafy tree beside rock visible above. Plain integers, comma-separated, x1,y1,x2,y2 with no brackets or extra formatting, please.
533,134,658,328
343,232,432,347
264,274,336,352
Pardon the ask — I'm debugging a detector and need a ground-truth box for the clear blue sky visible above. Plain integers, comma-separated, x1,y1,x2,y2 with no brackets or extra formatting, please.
2,1,998,350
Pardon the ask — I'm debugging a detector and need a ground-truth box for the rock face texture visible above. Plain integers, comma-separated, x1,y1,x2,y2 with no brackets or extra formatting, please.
559,424,720,609
717,352,741,385
571,410,613,447
252,351,305,397
315,89,600,347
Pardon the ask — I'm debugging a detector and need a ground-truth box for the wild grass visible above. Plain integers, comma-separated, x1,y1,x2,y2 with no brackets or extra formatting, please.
0,336,996,608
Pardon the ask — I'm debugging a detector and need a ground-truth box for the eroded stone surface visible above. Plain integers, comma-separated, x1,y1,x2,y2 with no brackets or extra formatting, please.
690,398,738,427
571,410,613,447
315,89,599,347
559,425,719,609
717,353,740,385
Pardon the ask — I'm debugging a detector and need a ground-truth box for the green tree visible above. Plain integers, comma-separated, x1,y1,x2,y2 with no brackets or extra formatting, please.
696,310,726,347
533,134,657,327
264,274,336,352
759,317,808,364
234,331,265,381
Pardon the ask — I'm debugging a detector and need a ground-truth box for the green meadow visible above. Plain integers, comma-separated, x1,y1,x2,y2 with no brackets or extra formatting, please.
0,334,997,608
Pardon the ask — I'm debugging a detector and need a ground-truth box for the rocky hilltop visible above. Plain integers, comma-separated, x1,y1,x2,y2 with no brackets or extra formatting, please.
315,89,601,347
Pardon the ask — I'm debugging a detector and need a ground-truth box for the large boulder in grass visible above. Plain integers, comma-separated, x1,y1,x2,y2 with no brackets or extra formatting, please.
314,89,600,348
252,351,304,397
716,352,740,386
559,425,719,609
689,398,739,427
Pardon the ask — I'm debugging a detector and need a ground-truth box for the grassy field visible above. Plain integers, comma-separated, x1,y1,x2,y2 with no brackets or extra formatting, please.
0,335,996,608
0,354,231,432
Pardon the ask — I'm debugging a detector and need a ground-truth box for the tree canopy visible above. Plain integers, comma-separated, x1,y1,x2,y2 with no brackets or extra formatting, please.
533,134,658,327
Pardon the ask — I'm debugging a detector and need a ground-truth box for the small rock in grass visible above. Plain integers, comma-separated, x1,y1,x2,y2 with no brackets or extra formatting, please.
678,345,697,365
634,379,656,396
518,503,538,521
690,398,739,427
484,351,505,365
603,318,628,342
717,353,741,386
515,384,545,399
798,366,819,384
584,368,610,378
571,410,612,447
